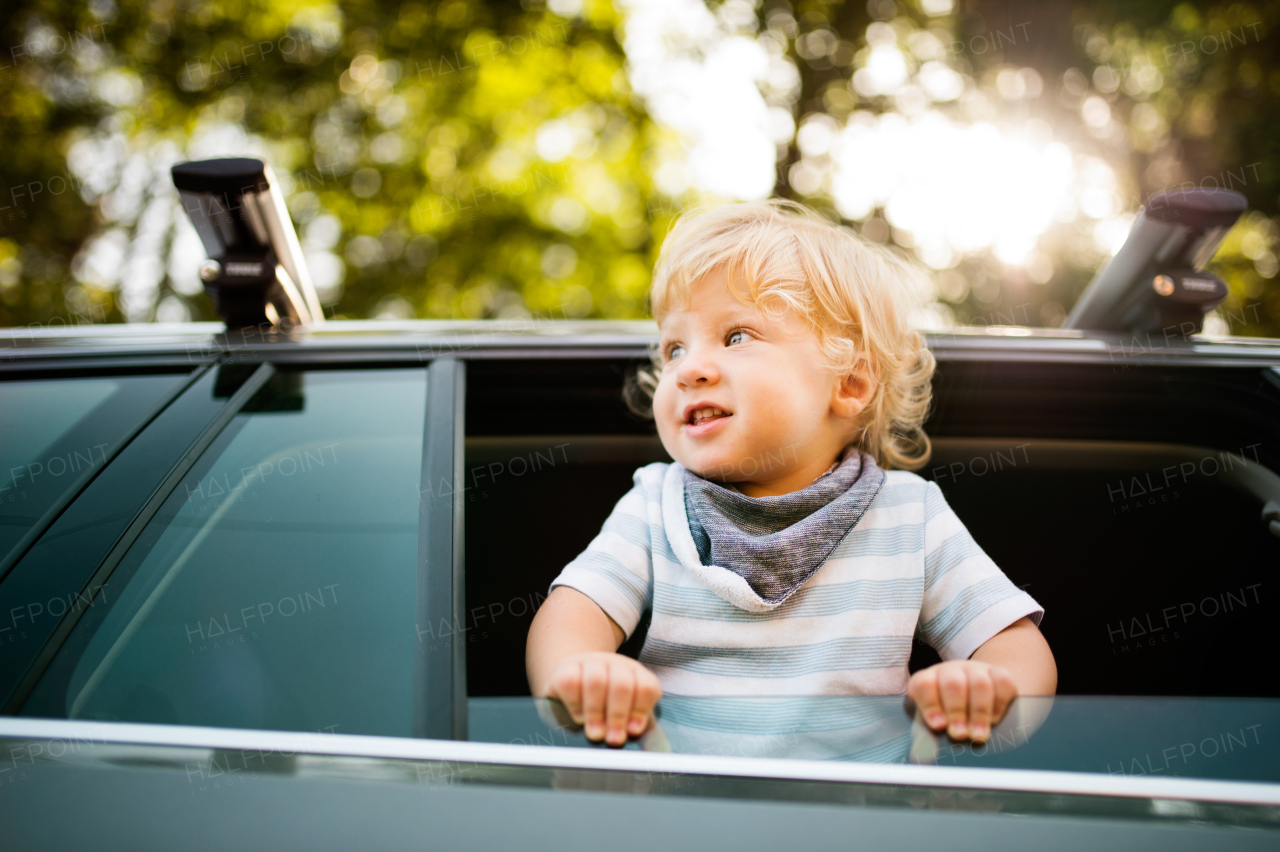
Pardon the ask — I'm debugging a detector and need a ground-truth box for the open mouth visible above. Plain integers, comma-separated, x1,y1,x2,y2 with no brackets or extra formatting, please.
685,406,732,427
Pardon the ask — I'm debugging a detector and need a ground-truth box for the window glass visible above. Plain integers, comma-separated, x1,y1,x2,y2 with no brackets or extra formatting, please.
0,374,186,566
23,369,428,738
469,695,1280,784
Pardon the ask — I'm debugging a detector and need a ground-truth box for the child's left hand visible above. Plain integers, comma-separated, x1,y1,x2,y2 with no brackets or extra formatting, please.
907,659,1017,744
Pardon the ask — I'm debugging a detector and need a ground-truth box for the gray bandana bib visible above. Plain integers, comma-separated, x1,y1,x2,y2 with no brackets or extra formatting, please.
682,449,886,607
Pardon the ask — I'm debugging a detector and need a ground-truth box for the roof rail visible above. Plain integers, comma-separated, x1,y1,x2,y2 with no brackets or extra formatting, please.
1063,188,1246,335
171,158,324,329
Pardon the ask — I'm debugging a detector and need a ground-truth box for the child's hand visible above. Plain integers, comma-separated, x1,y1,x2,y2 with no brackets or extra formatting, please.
542,652,662,747
907,659,1017,744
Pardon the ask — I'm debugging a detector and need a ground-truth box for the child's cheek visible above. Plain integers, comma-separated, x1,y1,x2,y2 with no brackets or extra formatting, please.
652,382,678,430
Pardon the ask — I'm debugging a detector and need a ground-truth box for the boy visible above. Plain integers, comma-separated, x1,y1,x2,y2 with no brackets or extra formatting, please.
526,200,1056,748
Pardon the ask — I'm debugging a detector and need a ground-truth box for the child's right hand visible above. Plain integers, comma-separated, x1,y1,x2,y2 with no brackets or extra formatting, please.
541,652,662,747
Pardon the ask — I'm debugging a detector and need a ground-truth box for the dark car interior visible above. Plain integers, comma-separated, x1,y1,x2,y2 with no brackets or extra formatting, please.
464,356,1280,700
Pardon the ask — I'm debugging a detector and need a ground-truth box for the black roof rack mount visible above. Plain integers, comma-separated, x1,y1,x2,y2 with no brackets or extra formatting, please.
1064,187,1246,335
171,157,324,329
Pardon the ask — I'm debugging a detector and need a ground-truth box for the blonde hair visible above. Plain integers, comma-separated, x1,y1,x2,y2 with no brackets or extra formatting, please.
631,199,936,472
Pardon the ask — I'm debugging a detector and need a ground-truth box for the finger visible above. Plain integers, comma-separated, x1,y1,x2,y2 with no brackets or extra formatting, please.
580,658,609,742
629,669,662,736
937,664,969,740
990,667,1018,725
908,669,946,731
550,661,584,725
968,668,995,743
604,662,636,747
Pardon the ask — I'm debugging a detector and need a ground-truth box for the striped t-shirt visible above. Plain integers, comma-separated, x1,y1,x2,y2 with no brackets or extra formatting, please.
550,462,1043,696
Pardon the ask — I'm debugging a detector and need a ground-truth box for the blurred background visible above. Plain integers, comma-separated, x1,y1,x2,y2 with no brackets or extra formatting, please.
0,0,1276,335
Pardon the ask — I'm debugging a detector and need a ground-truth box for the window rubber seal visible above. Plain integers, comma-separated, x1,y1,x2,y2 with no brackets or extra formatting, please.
416,358,467,740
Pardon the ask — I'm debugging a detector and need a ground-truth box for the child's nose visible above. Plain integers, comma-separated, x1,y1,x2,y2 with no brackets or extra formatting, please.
676,348,720,387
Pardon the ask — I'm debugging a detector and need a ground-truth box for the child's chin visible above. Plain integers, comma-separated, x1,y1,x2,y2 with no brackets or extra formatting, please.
683,457,741,482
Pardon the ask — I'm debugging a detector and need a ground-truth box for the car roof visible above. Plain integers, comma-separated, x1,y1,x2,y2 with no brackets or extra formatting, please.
2,320,1279,368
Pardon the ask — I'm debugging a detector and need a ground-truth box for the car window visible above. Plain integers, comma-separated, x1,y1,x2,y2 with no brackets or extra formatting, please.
22,368,428,738
0,374,187,569
469,695,1280,784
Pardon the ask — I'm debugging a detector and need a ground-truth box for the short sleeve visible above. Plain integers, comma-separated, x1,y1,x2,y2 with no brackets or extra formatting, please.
916,481,1043,661
549,482,654,639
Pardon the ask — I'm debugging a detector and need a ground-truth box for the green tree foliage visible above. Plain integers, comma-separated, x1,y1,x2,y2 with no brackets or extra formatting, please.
770,0,1279,336
0,0,665,327
1067,1,1280,335
0,0,1277,337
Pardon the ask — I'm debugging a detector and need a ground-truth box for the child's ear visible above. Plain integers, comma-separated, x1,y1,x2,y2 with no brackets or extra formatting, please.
831,360,876,420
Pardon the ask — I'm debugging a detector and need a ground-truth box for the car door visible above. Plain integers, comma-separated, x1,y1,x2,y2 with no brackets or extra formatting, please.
2,332,1280,849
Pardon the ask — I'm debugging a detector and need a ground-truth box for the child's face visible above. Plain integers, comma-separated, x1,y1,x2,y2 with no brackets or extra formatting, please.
653,268,870,497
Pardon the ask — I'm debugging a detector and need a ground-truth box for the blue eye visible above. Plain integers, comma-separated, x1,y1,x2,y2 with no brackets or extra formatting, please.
667,344,686,360
727,331,748,345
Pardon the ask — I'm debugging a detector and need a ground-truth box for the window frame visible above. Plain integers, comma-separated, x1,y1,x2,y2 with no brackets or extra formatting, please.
418,358,467,740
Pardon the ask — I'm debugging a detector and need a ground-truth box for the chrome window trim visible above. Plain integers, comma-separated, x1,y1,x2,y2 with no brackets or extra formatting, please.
2,717,1277,807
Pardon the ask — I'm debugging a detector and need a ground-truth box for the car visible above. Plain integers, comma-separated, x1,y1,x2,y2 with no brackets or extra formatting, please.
0,160,1277,849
